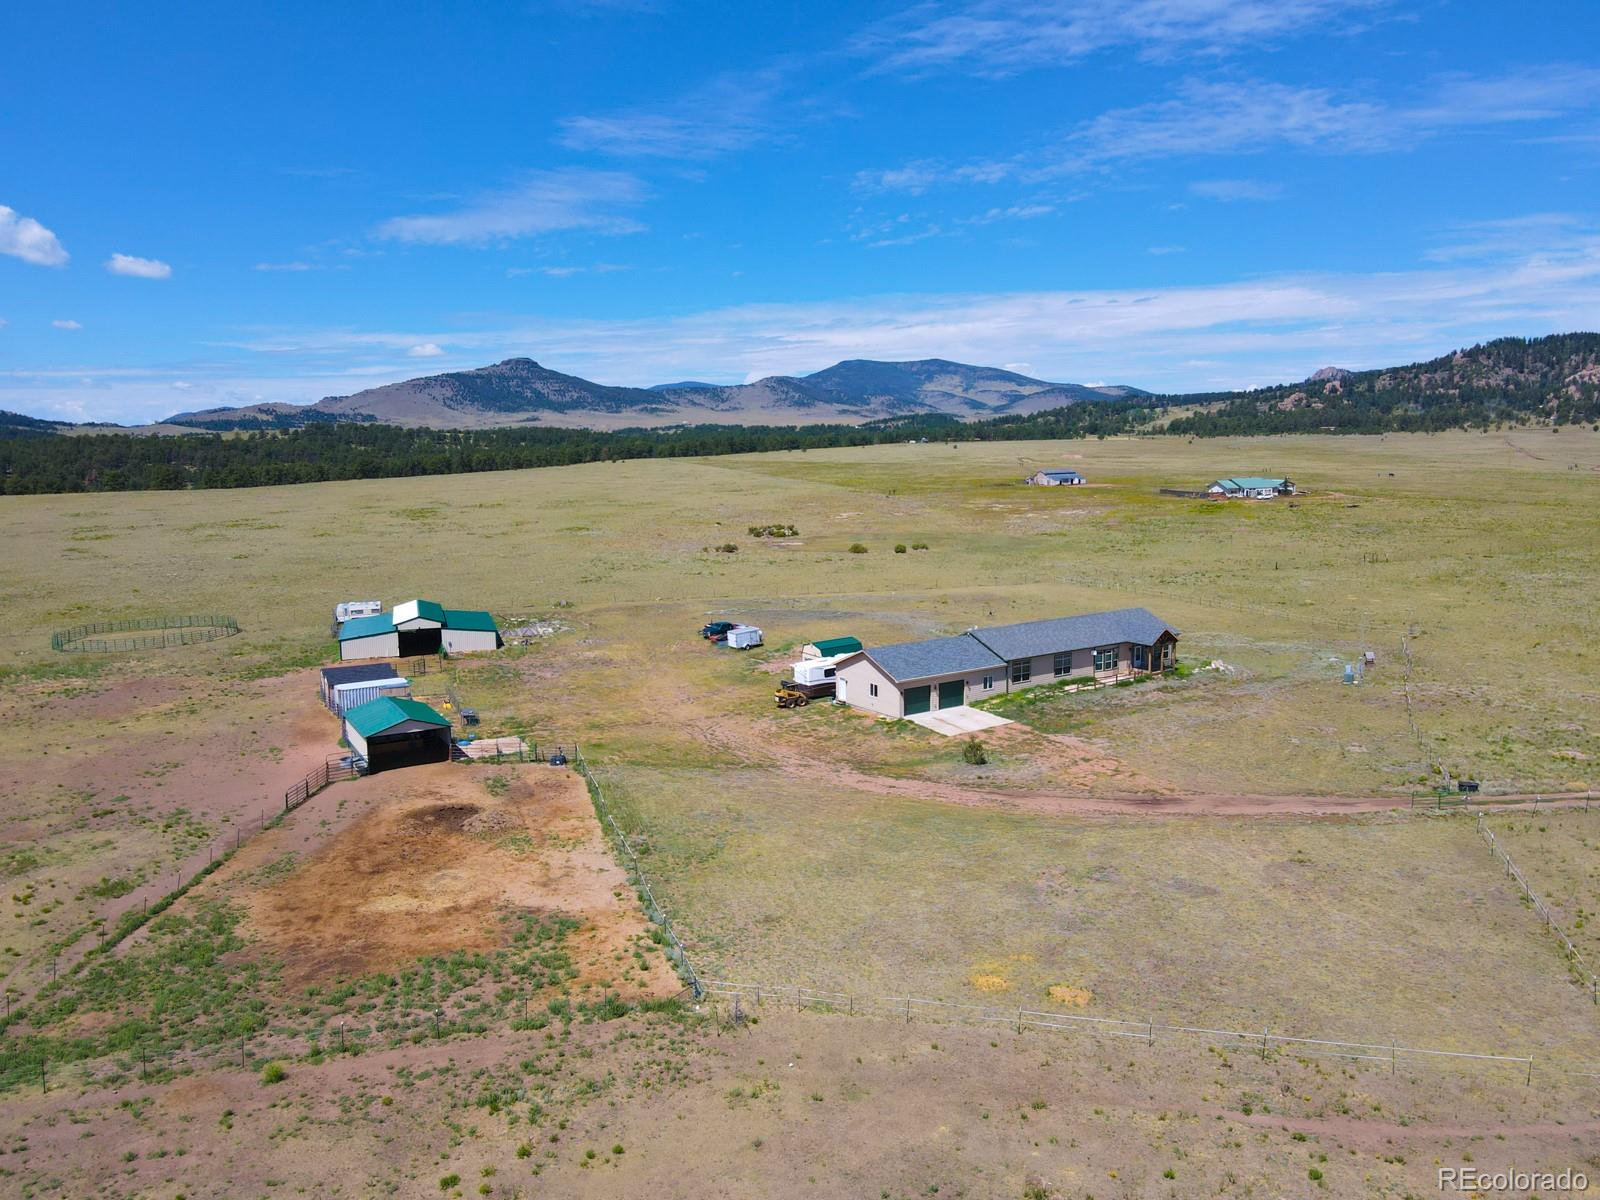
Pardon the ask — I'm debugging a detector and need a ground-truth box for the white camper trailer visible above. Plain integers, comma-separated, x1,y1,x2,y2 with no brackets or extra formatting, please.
334,600,384,624
791,656,843,687
725,624,764,649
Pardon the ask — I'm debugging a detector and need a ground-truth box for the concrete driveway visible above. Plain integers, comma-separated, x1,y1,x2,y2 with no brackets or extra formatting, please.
906,706,1014,737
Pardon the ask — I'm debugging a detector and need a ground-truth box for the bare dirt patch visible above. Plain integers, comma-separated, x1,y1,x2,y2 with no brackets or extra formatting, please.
245,763,677,996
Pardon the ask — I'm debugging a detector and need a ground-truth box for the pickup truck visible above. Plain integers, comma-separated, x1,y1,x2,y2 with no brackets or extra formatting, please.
700,620,738,641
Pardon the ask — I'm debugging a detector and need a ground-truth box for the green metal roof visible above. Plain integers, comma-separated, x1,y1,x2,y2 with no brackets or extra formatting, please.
810,636,862,656
443,608,498,632
1214,477,1286,490
338,612,396,641
398,599,446,624
343,696,451,738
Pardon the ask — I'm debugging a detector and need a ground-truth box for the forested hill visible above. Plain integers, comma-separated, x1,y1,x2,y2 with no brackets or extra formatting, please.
1163,334,1600,435
2,334,1598,495
0,403,1151,494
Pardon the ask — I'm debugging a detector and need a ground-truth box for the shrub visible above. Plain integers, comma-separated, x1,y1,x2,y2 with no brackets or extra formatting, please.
847,543,868,554
260,1061,286,1085
893,543,907,553
911,541,929,550
439,1174,460,1191
962,738,988,765
747,523,798,538
1307,1168,1323,1181
713,542,738,553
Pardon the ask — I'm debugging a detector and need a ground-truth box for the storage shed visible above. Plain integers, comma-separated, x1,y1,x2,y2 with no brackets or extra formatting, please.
341,696,452,773
1026,469,1085,486
319,662,400,708
330,676,409,715
801,636,863,660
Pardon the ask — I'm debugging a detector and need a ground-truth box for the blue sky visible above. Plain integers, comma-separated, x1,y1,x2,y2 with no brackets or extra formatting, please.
3,0,1599,423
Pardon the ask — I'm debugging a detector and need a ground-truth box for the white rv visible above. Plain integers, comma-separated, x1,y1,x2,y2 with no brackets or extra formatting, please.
334,600,384,624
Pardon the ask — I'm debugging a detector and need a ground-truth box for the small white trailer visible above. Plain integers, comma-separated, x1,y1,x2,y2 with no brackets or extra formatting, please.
334,600,384,624
725,624,764,649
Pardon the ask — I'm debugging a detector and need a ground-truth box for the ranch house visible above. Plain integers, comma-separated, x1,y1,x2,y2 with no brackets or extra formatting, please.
337,598,501,660
833,607,1179,719
1026,469,1085,486
1207,476,1295,499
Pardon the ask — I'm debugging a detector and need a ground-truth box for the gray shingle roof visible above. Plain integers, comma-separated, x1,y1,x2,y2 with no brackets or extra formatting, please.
970,607,1178,661
865,634,1004,683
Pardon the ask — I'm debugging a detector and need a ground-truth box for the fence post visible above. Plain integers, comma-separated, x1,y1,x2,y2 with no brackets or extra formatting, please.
1260,1029,1269,1060
1526,1057,1533,1086
905,996,912,1025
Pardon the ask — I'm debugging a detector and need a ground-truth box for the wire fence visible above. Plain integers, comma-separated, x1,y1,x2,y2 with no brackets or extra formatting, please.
1477,812,1599,1004
51,614,240,653
570,745,701,998
697,980,1600,1089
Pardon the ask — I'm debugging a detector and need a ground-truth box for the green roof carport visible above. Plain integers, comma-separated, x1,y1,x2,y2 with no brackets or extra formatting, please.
811,636,862,656
344,696,451,739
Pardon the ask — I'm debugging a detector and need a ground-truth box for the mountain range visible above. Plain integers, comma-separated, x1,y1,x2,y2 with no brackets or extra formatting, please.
155,358,1149,432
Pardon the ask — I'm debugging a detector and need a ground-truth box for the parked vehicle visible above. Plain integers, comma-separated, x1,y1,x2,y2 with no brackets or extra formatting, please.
725,624,764,649
701,620,737,641
775,684,810,708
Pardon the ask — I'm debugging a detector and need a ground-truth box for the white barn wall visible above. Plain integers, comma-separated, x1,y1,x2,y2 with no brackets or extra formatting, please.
441,629,499,654
340,632,400,661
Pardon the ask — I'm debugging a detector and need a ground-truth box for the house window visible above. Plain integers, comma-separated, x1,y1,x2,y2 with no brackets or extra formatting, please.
1053,652,1071,677
982,674,994,691
869,683,879,698
1094,646,1116,673
1010,659,1032,684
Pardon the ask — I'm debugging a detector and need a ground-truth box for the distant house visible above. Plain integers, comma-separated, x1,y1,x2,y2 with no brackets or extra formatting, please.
833,607,1179,718
1207,476,1295,499
1026,469,1085,486
337,598,501,661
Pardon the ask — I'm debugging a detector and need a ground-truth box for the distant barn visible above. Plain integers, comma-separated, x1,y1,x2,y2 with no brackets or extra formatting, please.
1026,469,1085,486
337,599,501,661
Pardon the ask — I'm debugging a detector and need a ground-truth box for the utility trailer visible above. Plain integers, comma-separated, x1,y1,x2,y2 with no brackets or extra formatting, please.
725,624,764,649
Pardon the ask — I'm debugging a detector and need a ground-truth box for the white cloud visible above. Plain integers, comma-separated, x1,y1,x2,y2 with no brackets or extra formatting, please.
407,343,445,357
105,253,172,279
861,67,1600,193
857,0,1389,77
16,224,1599,423
0,205,69,267
557,71,789,159
377,169,648,245
1190,179,1284,201
52,319,83,330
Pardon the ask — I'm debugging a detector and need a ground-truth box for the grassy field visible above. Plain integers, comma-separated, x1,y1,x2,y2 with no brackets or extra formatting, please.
1,430,1598,1192
1484,807,1600,974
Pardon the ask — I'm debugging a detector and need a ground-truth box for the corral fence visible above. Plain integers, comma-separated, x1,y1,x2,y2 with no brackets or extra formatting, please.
1477,813,1599,1004
570,745,702,999
1158,488,1214,499
698,980,1600,1089
51,614,241,653
284,755,360,812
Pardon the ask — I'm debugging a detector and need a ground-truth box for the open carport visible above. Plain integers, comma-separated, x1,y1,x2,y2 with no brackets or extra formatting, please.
341,696,453,773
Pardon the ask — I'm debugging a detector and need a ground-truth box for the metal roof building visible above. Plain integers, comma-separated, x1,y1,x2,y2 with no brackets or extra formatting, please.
337,599,500,660
341,696,452,773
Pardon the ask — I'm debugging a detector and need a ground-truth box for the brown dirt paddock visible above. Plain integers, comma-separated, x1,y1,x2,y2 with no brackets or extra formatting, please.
243,762,679,997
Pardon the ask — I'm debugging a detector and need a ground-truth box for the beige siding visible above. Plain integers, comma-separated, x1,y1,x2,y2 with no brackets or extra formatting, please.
835,656,902,717
344,724,369,760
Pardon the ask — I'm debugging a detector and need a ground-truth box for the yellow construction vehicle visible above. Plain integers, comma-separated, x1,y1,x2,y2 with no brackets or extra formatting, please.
774,684,810,709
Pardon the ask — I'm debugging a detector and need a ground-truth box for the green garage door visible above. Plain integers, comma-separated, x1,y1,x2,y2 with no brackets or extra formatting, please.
903,685,931,715
938,679,965,709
